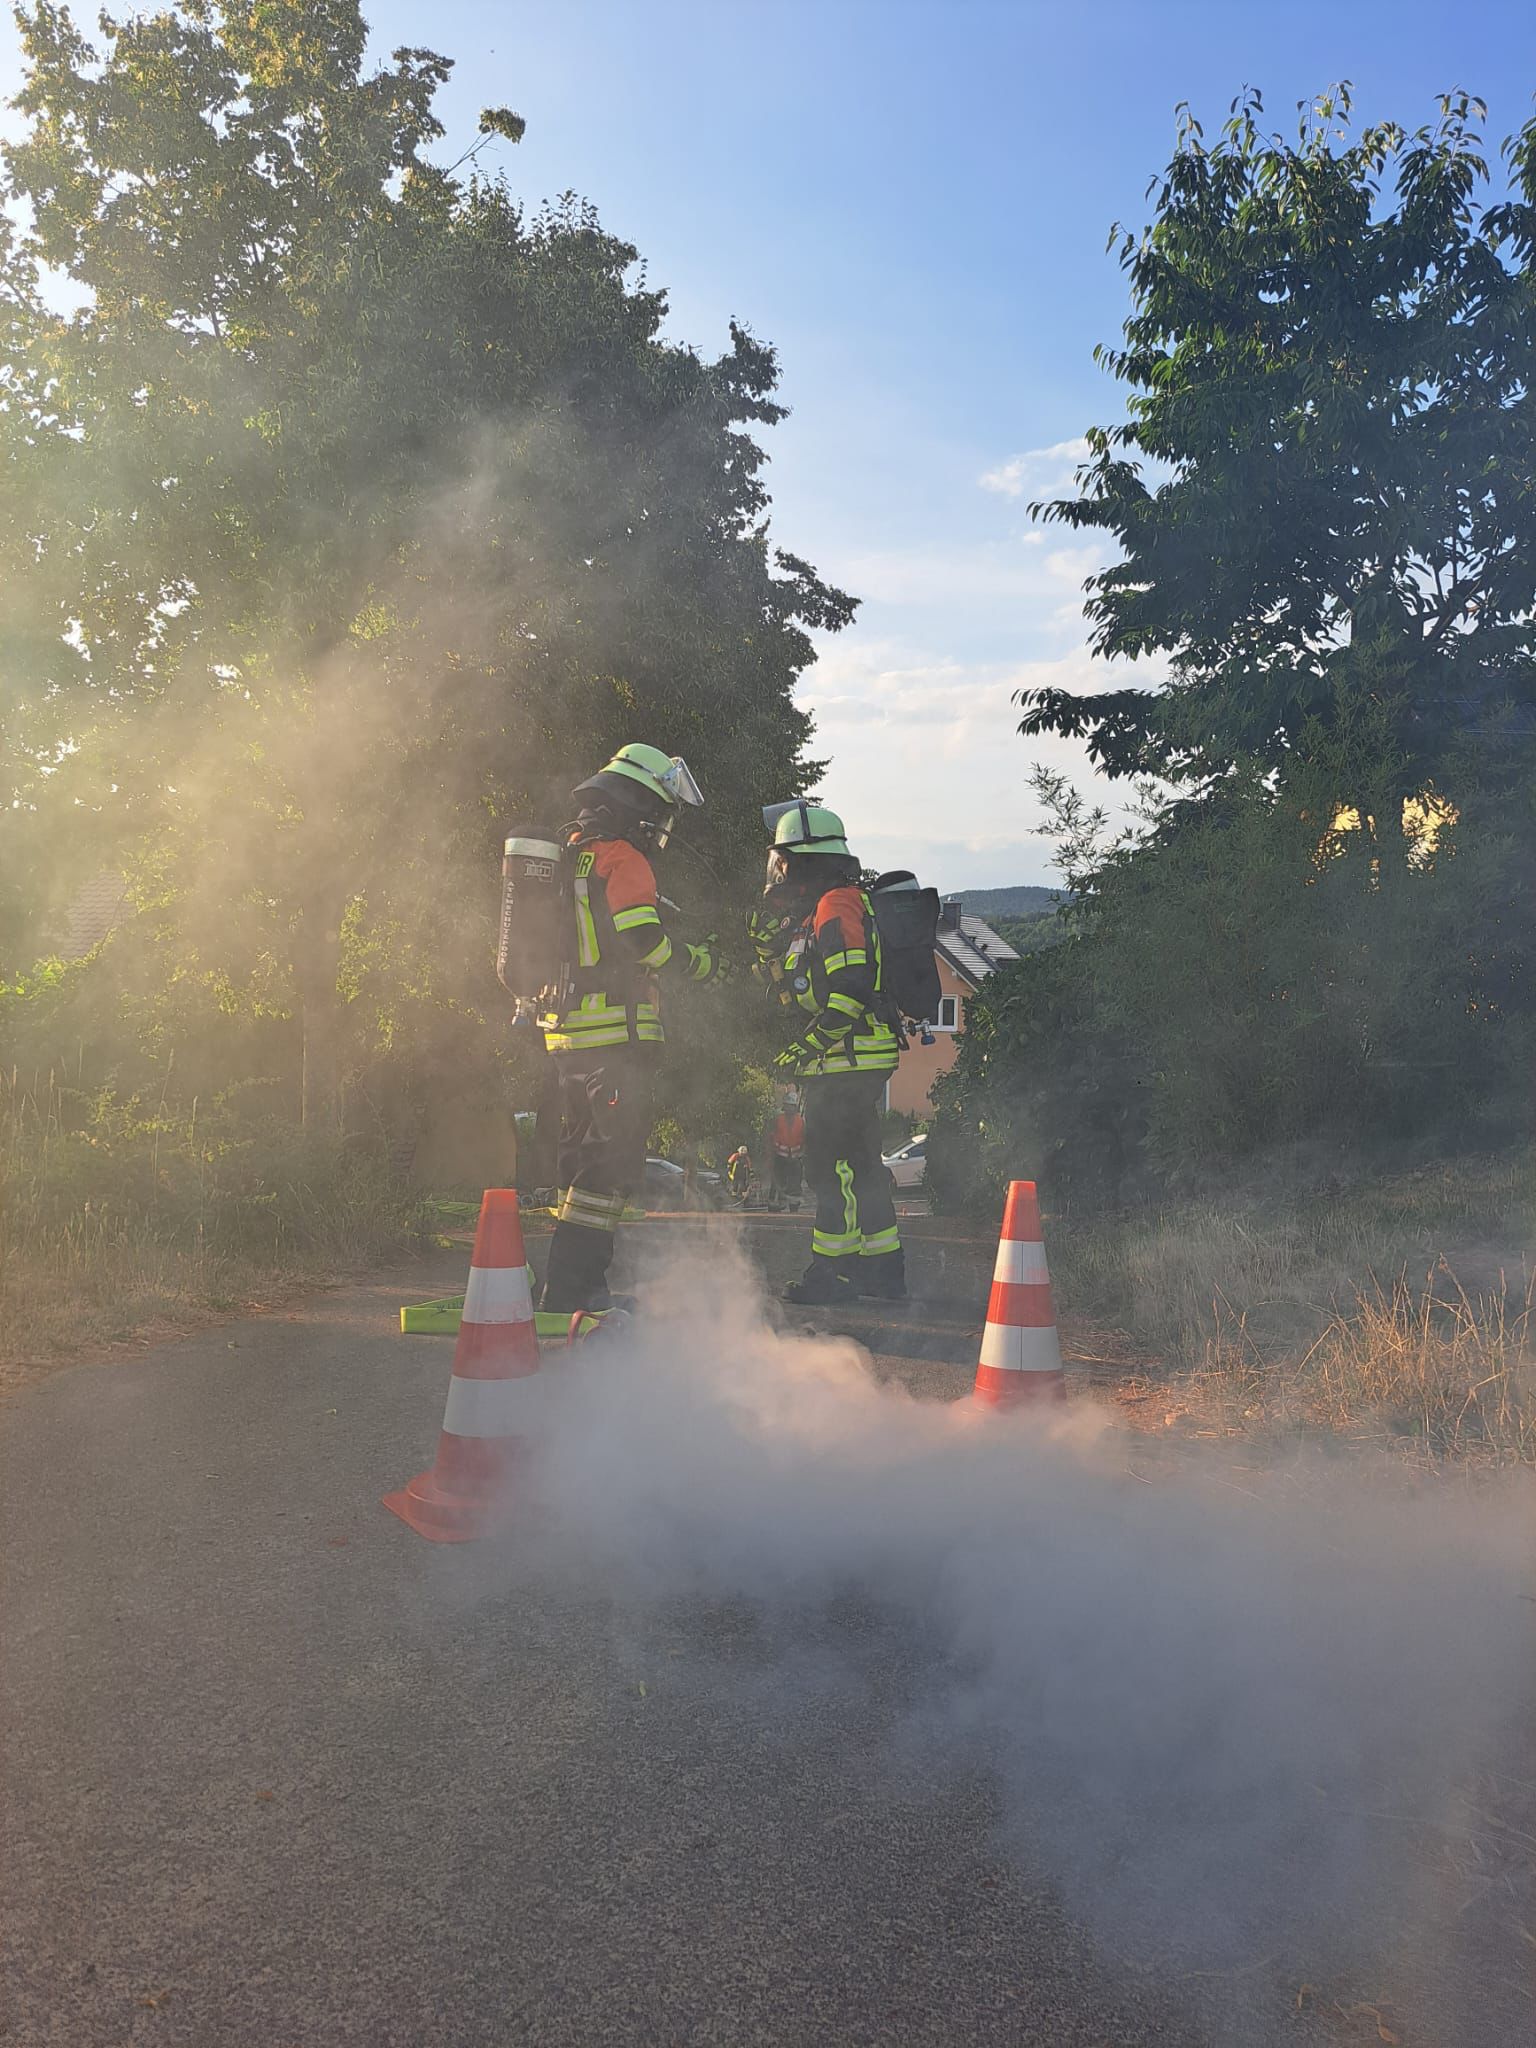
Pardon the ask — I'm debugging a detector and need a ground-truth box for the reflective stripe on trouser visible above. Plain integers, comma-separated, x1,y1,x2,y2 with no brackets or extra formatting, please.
556,1186,629,1230
539,1049,653,1312
801,1070,901,1266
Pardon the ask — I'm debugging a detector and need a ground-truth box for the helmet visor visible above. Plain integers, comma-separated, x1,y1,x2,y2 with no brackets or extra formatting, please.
661,757,704,809
762,799,807,836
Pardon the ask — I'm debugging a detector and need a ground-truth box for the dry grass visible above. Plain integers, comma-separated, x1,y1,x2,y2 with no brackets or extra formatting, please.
1,1073,419,1390
1054,1154,1536,1464
1180,1269,1536,1465
0,1230,360,1395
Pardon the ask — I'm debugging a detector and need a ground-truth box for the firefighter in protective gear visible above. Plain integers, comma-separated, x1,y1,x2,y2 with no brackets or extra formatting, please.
750,803,904,1304
764,1090,805,1211
726,1144,754,1205
538,744,718,1312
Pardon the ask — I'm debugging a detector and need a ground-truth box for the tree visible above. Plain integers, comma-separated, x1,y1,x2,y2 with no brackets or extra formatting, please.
2,0,852,1128
927,88,1536,1208
1018,88,1536,812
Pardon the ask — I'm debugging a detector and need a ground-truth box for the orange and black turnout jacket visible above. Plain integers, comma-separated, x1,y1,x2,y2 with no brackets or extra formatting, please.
542,836,710,1054
772,884,901,1078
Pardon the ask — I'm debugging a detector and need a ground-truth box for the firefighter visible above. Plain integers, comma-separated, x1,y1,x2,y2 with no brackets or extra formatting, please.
764,1089,805,1211
749,803,904,1304
725,1143,754,1205
538,743,719,1313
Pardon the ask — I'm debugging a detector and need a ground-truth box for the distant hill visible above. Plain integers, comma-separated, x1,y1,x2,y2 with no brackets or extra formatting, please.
948,884,1063,918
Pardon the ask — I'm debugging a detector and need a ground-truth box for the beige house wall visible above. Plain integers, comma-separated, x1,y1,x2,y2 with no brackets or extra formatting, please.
887,955,972,1118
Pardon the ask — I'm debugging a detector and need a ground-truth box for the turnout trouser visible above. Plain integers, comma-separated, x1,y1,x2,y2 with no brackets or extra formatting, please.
768,1153,803,1207
801,1071,901,1271
539,1048,653,1312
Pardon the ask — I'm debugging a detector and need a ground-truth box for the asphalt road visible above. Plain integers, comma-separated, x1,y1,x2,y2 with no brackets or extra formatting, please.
1,1234,1347,2046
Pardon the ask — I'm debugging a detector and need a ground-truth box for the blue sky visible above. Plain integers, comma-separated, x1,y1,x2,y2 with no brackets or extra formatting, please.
5,2,1533,885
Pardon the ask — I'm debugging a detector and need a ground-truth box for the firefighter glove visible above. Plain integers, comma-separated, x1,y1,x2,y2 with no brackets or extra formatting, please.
746,906,786,958
685,937,722,983
773,1039,814,1071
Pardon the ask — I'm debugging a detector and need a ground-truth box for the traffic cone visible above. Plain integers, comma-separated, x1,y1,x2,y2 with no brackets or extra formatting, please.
972,1180,1067,1408
384,1189,542,1541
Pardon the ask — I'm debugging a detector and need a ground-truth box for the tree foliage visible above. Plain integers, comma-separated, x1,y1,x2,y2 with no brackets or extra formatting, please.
930,720,1536,1214
935,88,1536,1213
1019,88,1536,800
1,0,853,1139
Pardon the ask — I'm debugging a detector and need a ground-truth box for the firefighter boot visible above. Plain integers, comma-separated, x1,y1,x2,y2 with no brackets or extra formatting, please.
539,1220,615,1315
783,1256,857,1306
856,1249,907,1301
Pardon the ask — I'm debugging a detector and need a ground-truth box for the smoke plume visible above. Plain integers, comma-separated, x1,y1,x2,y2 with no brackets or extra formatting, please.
447,1238,1534,2042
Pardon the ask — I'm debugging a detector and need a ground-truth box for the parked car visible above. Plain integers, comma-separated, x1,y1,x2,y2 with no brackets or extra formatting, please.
643,1156,723,1211
882,1133,927,1190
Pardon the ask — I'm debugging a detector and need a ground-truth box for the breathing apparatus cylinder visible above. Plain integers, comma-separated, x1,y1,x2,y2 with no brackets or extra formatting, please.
496,833,567,1027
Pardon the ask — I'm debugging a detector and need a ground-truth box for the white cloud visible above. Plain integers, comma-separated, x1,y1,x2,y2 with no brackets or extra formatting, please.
821,537,1100,615
783,458,1158,891
978,435,1091,501
794,634,1162,892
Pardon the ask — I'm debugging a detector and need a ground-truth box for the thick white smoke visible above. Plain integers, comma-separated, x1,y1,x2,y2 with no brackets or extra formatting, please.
453,1241,1534,2038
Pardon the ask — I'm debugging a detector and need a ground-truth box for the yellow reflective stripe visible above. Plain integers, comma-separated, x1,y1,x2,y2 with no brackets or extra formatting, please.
611,904,661,932
545,998,665,1052
860,1227,901,1257
820,949,866,974
562,1002,629,1027
574,877,600,969
825,992,864,1018
556,1006,664,1030
556,1187,628,1229
809,1051,898,1075
555,995,662,1025
836,1158,857,1244
637,933,673,968
813,1227,860,1257
546,1026,665,1049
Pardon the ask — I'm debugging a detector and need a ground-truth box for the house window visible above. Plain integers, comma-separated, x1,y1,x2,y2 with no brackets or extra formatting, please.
937,995,959,1031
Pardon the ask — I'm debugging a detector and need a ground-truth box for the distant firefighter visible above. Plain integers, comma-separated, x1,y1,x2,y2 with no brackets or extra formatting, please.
749,803,903,1304
764,1091,805,1211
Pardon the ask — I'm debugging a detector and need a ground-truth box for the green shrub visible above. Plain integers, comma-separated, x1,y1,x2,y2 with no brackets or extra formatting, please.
930,742,1536,1215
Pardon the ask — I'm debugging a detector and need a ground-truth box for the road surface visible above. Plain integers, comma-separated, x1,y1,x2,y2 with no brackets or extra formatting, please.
0,1231,1358,2046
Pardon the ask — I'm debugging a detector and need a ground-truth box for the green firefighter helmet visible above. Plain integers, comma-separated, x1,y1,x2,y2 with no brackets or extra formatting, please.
766,800,852,857
574,743,704,850
763,799,855,893
602,743,704,812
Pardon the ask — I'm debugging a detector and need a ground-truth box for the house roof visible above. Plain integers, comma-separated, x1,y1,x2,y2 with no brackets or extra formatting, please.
936,913,1019,990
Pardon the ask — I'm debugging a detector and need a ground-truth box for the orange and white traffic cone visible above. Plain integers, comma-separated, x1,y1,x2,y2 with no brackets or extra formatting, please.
384,1189,542,1541
972,1180,1067,1409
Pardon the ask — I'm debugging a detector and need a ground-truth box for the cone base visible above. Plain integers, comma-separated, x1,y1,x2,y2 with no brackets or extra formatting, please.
382,1467,519,1544
973,1366,1068,1409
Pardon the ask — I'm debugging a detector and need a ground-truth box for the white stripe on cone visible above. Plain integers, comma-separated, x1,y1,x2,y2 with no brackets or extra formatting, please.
463,1263,535,1325
441,1373,547,1439
978,1321,1063,1376
992,1239,1052,1286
